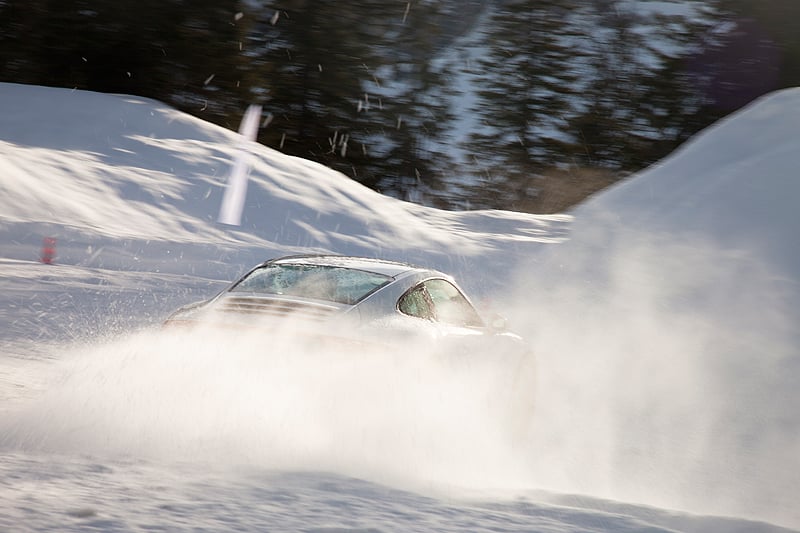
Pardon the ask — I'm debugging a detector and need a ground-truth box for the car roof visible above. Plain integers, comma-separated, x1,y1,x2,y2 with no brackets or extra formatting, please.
269,255,435,279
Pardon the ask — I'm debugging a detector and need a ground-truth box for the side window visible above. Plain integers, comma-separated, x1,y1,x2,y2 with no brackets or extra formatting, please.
398,285,433,320
424,279,484,328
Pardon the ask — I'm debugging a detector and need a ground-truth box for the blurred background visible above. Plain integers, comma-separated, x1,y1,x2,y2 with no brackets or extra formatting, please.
1,0,797,212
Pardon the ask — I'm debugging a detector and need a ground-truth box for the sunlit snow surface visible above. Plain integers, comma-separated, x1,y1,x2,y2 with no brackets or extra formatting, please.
1,82,799,532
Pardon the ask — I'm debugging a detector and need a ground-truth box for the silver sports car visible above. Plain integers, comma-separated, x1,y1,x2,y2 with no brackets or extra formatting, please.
165,254,528,355
165,254,536,435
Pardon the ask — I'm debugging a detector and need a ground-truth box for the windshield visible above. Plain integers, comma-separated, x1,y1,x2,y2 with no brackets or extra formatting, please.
230,264,392,305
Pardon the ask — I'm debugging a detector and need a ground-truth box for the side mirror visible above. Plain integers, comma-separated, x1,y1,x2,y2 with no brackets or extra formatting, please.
488,313,508,332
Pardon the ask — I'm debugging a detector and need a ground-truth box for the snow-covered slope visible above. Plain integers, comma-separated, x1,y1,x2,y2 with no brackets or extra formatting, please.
1,82,798,532
576,87,800,276
0,82,569,285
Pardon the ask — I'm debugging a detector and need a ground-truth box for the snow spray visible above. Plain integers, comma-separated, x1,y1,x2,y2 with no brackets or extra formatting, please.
505,224,800,528
1,321,537,493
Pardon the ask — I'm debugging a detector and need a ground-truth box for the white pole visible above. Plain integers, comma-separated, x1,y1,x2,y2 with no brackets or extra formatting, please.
218,104,262,226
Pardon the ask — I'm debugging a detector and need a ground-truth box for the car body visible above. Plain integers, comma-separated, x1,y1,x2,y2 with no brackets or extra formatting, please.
165,254,527,355
165,254,536,437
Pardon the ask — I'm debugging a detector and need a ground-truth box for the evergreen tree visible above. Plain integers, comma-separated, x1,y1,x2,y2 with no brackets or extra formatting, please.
355,0,459,202
243,2,383,180
1,0,252,126
464,0,583,207
243,1,459,203
563,1,653,169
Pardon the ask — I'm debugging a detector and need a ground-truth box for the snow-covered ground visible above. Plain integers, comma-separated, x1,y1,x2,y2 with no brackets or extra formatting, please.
0,82,798,532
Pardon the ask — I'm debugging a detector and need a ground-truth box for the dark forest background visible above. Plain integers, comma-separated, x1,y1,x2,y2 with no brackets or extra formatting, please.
1,0,798,213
